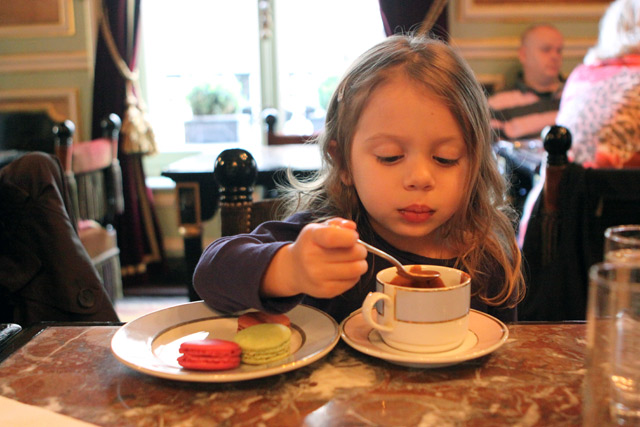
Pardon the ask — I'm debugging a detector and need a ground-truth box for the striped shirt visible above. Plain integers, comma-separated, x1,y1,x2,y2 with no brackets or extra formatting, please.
488,78,564,142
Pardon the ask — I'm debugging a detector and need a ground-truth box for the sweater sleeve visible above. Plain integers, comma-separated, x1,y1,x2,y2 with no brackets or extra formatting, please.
193,212,312,314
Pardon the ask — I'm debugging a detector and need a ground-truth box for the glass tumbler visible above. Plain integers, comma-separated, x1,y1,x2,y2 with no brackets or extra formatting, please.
583,263,640,426
604,225,640,264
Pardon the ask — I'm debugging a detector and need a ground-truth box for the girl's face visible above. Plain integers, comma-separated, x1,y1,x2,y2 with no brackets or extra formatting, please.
345,73,469,258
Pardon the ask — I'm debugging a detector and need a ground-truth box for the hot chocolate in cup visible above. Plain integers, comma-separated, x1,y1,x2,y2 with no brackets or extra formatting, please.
362,265,471,353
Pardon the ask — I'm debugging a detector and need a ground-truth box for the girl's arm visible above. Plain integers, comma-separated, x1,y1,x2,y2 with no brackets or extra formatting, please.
261,218,368,299
193,214,367,314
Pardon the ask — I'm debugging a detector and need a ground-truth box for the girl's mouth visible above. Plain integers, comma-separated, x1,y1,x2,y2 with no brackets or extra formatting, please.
398,205,434,223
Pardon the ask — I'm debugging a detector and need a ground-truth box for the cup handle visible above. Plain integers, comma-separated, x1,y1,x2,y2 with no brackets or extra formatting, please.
362,292,394,332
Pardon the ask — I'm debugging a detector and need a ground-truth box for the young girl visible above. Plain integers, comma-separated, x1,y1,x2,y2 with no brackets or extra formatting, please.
194,34,525,323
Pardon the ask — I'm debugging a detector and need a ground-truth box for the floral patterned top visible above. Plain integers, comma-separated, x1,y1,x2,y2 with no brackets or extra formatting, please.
556,54,640,168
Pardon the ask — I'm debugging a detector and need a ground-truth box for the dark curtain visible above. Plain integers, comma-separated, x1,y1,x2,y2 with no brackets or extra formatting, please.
378,0,449,40
92,0,166,286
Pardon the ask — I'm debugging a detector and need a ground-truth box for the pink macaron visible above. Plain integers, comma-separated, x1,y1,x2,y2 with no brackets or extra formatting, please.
177,339,242,371
236,311,291,331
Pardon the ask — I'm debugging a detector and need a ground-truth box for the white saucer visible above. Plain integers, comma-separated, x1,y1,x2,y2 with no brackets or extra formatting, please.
111,302,339,382
340,309,508,368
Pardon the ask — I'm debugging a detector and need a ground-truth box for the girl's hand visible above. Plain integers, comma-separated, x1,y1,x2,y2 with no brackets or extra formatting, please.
261,218,368,298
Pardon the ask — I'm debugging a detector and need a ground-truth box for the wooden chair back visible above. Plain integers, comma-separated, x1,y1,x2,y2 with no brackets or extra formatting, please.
0,111,123,224
68,114,124,225
0,111,73,172
213,148,283,236
264,110,316,146
0,110,124,301
519,125,640,321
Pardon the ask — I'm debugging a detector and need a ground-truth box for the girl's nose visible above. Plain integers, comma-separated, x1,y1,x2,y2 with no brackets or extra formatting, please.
403,160,434,190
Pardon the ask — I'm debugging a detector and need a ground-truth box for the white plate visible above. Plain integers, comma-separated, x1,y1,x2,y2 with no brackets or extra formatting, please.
111,302,339,382
340,309,508,368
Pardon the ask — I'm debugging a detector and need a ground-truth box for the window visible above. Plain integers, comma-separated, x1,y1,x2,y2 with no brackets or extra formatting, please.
139,0,385,153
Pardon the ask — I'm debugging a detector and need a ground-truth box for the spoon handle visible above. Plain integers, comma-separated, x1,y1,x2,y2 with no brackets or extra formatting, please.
356,239,403,270
356,239,440,280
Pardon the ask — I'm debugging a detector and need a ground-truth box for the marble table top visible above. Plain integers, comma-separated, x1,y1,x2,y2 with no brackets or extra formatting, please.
0,322,587,426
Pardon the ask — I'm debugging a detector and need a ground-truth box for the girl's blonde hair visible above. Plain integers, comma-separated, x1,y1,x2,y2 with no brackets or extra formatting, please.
584,0,640,64
281,34,524,307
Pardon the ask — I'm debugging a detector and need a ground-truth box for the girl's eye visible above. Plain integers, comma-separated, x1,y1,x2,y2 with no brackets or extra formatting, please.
377,155,403,164
433,156,460,166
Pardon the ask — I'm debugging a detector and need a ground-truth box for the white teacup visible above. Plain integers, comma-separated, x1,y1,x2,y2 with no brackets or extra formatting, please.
362,265,471,353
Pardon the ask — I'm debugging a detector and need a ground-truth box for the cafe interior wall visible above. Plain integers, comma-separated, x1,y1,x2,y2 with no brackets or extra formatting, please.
0,0,605,258
0,0,97,142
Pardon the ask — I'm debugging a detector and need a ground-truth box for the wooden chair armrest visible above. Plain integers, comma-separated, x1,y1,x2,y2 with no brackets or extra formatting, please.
72,138,113,174
52,120,75,174
264,108,316,145
542,126,572,214
214,148,262,236
100,113,121,159
267,133,315,145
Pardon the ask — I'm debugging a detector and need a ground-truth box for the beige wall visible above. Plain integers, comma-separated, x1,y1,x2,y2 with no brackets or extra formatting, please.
0,0,97,141
0,0,606,257
450,0,605,92
0,0,605,142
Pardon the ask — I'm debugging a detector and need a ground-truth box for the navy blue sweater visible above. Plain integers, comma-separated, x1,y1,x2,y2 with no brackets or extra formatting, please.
194,212,517,323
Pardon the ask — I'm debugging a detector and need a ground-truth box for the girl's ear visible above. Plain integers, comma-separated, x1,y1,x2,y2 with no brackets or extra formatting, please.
341,170,353,186
329,139,353,186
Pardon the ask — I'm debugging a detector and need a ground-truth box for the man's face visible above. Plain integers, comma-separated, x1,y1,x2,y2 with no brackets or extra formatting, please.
519,26,564,89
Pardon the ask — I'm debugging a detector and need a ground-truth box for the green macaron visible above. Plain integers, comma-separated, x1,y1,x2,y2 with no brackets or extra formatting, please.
233,323,292,365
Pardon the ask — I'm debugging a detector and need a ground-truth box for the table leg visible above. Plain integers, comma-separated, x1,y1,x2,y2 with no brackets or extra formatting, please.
183,236,202,301
176,182,203,301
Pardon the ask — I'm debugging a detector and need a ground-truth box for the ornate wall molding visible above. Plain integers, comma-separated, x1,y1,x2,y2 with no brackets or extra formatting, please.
0,0,75,37
0,87,81,139
452,37,596,60
459,0,608,21
0,51,90,73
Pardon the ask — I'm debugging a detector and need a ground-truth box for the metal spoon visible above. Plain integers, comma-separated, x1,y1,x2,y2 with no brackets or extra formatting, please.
357,239,440,281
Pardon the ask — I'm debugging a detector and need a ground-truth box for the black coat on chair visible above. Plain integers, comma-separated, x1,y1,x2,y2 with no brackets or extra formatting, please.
0,153,119,326
519,126,640,321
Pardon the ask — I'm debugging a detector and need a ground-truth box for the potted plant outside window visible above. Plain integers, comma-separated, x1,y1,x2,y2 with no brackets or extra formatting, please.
184,83,242,143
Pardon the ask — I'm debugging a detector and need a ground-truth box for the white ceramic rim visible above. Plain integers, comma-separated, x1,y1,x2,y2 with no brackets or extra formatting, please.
111,302,340,382
340,308,509,368
376,264,471,292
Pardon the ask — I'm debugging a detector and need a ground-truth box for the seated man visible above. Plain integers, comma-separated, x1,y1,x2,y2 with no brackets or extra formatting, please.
489,24,565,142
0,152,119,326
